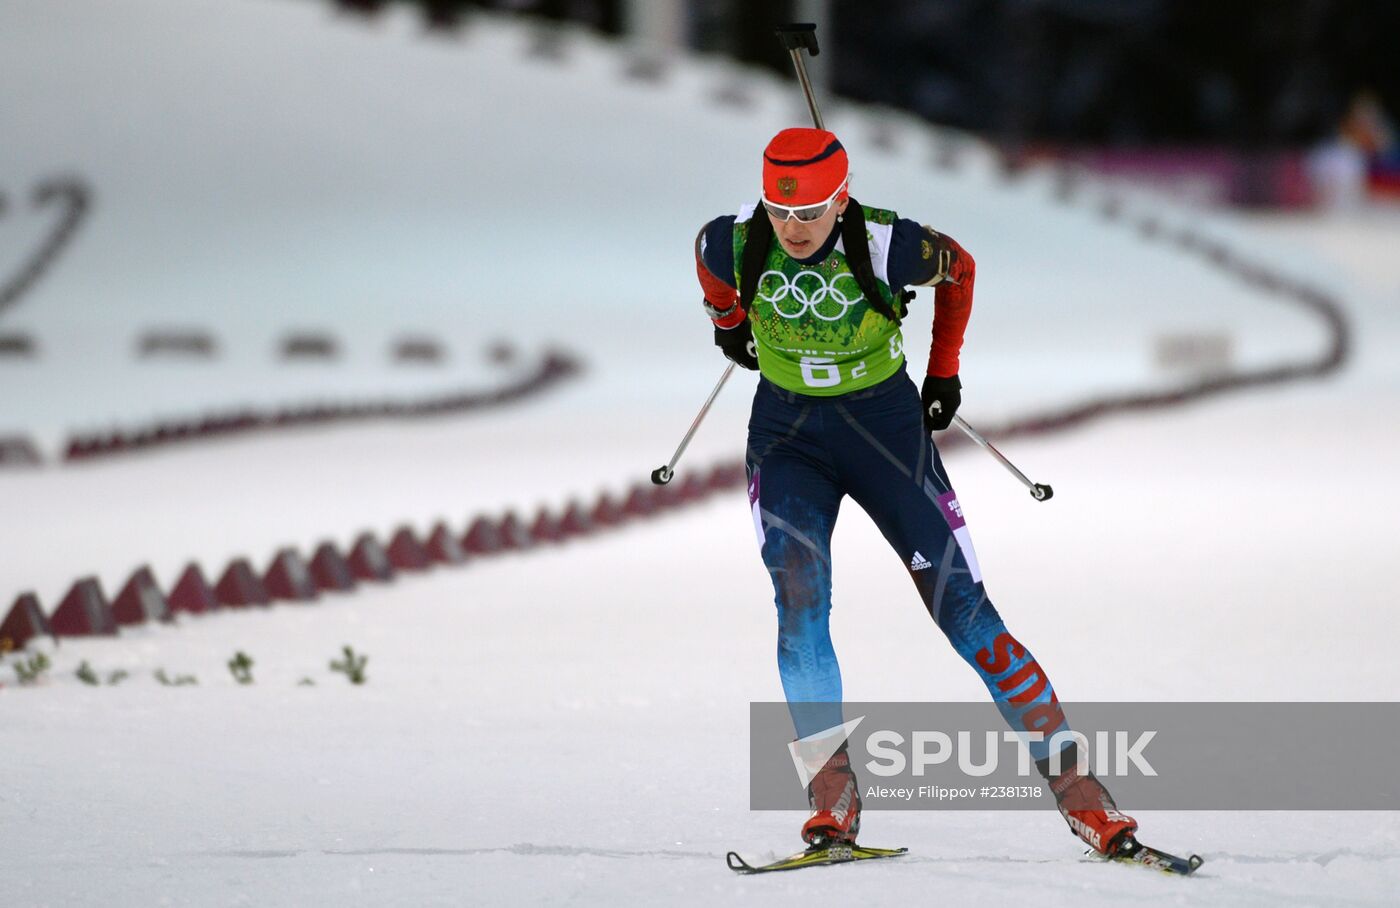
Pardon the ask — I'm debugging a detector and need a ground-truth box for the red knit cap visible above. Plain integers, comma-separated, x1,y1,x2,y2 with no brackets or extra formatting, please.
762,128,849,206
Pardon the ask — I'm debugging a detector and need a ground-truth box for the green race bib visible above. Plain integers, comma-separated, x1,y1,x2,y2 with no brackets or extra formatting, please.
734,205,905,396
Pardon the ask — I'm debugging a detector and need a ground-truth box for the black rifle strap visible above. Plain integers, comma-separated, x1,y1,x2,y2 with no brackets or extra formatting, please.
839,199,904,326
738,202,775,317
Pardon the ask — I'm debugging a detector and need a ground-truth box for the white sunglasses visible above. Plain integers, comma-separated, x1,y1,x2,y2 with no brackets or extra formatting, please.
761,177,850,223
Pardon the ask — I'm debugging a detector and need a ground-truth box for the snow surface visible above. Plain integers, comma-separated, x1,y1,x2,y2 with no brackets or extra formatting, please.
2,1,1398,905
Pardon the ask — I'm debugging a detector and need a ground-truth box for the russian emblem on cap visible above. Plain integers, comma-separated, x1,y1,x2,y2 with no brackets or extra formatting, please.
777,176,798,198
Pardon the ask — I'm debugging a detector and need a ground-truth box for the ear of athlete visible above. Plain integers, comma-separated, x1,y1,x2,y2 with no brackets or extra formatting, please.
921,374,961,431
715,319,759,370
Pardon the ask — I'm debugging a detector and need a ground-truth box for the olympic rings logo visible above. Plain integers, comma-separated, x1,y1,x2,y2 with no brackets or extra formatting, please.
757,270,865,321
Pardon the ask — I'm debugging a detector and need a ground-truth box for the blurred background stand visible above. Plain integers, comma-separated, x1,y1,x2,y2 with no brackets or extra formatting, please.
359,0,1400,213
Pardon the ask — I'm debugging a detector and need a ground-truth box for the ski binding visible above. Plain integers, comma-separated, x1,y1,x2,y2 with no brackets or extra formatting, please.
1105,836,1204,876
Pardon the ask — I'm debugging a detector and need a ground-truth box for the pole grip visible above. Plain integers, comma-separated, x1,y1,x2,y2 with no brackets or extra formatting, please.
774,23,820,55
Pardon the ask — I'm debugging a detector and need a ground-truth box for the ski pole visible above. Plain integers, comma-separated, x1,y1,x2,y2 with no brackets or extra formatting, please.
648,25,821,489
651,362,736,485
775,23,825,129
950,415,1054,501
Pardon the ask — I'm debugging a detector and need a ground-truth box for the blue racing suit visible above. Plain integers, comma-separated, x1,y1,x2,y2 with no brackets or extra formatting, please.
746,369,1070,759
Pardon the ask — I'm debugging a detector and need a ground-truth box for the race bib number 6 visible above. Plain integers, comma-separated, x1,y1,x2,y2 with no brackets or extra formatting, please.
799,356,842,388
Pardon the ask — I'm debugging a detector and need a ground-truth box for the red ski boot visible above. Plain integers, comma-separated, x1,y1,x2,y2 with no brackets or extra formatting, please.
799,742,862,846
1049,762,1138,856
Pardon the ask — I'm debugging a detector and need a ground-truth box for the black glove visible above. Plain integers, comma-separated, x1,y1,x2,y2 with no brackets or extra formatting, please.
714,320,759,370
921,374,961,432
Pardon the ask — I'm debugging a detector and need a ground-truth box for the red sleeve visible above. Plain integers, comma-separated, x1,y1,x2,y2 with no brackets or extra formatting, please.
926,237,974,378
695,224,745,329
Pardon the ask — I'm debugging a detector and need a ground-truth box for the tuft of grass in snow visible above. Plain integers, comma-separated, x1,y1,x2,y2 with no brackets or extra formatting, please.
78,662,132,686
76,660,100,686
155,668,198,686
228,651,255,685
329,645,368,685
14,651,51,685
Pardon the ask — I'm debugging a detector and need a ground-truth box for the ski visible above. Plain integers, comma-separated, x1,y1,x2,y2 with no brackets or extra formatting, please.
1102,836,1204,876
726,843,908,875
